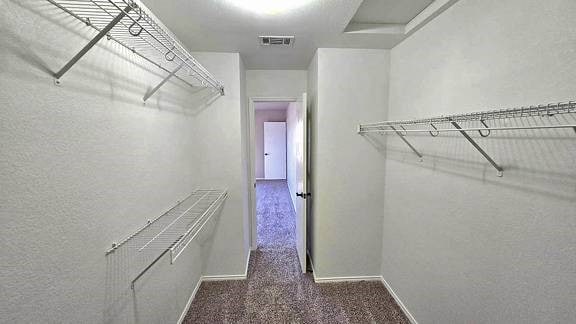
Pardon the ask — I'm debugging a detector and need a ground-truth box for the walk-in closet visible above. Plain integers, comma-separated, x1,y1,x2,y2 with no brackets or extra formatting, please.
2,0,575,323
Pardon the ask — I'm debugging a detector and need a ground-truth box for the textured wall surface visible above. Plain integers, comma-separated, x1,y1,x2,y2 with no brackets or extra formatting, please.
238,57,252,270
244,69,307,248
254,110,287,179
383,0,576,322
306,54,319,262
311,48,390,278
186,52,249,278
0,1,246,322
246,70,307,99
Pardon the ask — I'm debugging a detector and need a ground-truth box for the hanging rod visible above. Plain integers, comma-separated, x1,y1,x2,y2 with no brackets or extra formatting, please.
358,100,576,177
48,0,225,99
358,101,575,132
359,124,576,134
103,189,226,290
169,191,227,263
131,189,227,289
105,189,227,255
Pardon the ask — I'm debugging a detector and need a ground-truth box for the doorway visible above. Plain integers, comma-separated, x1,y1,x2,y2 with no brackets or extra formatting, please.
248,96,308,273
254,102,288,180
264,122,287,180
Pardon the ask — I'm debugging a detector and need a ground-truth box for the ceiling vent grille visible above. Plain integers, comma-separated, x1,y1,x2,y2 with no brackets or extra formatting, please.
259,36,295,47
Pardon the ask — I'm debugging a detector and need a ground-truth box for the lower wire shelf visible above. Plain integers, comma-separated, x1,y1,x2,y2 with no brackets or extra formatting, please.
170,190,227,263
105,189,227,289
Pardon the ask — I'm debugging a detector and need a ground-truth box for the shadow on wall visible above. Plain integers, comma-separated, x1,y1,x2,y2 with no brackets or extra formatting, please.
361,114,576,202
103,203,225,323
3,0,221,116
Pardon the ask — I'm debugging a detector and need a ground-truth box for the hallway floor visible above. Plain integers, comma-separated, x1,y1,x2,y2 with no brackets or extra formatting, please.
184,180,409,323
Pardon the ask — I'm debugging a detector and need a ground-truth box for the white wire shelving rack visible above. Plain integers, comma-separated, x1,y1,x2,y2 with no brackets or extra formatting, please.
105,189,227,290
358,101,576,177
48,0,225,101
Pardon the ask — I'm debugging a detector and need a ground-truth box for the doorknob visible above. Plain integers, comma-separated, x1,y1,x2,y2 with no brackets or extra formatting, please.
296,192,311,199
264,153,269,156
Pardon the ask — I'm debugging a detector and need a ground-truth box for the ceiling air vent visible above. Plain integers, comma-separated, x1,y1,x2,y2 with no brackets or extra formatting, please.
259,36,295,47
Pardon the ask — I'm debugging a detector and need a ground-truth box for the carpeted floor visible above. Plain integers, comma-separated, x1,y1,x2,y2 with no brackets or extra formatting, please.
184,180,409,323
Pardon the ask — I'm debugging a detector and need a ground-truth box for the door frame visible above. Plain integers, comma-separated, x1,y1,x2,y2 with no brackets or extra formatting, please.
248,97,298,250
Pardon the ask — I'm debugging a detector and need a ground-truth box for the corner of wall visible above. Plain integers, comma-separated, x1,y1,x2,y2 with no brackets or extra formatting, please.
238,54,251,257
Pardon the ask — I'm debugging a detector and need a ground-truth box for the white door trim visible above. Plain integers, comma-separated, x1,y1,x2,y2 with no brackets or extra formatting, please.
248,96,298,250
292,92,308,273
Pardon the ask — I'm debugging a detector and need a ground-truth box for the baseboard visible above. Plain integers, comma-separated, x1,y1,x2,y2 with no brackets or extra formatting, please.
287,184,297,215
244,248,252,277
201,274,246,281
309,256,380,283
177,277,203,324
313,273,418,323
307,250,317,281
380,276,418,324
314,275,383,283
176,274,246,323
177,258,415,324
202,250,252,281
177,251,252,323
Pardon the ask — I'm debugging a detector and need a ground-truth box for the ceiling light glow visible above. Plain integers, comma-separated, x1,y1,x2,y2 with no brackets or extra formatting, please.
224,0,315,15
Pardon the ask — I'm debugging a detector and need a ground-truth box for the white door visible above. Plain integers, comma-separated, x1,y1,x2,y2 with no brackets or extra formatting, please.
295,93,308,273
264,122,287,179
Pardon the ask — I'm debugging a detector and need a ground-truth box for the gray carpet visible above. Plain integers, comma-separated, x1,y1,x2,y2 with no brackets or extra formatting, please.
184,180,409,323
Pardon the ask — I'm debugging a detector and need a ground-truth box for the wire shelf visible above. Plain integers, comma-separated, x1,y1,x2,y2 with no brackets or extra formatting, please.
48,0,224,96
358,100,576,177
358,101,576,133
105,189,227,289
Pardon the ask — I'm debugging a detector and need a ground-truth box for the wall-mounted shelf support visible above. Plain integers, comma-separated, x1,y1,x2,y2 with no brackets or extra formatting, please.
358,101,576,177
49,0,224,97
451,121,504,177
105,189,227,291
143,61,185,102
54,6,131,82
170,191,227,263
131,244,173,289
390,126,424,161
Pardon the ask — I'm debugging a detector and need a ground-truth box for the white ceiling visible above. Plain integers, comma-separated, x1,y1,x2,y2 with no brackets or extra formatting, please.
140,0,454,70
350,0,435,24
254,102,291,111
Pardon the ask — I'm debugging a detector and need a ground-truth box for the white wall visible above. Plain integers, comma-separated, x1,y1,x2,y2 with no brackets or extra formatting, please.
0,1,246,322
187,53,249,278
238,56,252,269
245,70,307,248
309,48,390,278
254,109,287,179
246,70,307,99
383,0,576,322
306,54,319,261
286,101,301,211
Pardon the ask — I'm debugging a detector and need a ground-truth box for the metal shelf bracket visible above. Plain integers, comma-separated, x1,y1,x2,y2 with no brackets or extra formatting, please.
104,189,227,291
48,0,225,95
390,126,424,162
54,6,132,82
451,121,504,177
143,61,185,102
358,101,575,177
